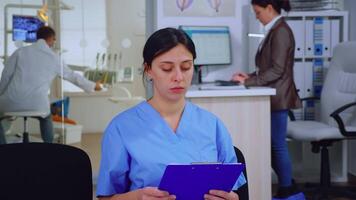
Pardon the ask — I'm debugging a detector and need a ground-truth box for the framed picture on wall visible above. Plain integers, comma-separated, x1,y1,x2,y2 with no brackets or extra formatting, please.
162,0,236,17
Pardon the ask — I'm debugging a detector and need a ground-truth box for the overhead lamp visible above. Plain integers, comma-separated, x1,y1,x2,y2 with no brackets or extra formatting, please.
37,3,48,23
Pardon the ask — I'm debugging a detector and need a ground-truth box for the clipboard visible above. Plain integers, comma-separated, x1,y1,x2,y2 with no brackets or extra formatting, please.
158,163,245,200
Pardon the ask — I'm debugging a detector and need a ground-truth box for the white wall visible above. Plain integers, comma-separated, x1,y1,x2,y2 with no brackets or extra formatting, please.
147,0,250,82
57,0,146,134
63,0,147,133
60,0,107,92
105,0,146,97
344,0,356,41
60,0,106,67
62,0,146,95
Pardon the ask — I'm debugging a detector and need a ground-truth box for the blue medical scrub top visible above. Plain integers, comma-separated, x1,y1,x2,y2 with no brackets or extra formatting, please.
96,101,246,196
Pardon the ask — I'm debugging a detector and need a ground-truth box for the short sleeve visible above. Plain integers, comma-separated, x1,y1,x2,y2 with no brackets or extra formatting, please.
215,118,247,190
96,120,131,197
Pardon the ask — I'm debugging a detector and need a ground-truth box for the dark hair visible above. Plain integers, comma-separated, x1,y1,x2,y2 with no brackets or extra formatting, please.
36,26,56,40
251,0,291,14
142,27,196,80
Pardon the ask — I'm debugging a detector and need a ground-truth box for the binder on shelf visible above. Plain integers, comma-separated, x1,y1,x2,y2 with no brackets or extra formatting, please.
293,62,305,98
304,61,314,97
330,19,341,56
318,17,331,57
313,58,324,98
305,17,332,58
305,19,315,57
313,58,324,84
287,20,305,58
313,17,324,56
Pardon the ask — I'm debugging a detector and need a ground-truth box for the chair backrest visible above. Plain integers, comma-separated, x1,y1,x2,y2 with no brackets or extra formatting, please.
320,41,356,126
234,146,249,200
0,143,92,200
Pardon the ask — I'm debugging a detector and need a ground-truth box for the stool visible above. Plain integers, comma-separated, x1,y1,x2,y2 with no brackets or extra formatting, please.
3,111,47,143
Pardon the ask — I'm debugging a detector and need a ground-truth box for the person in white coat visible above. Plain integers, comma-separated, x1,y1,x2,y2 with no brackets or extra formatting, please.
0,26,101,144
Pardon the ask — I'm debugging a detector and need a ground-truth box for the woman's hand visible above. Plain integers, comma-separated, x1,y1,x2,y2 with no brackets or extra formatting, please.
98,187,175,200
231,72,249,84
233,72,249,79
204,190,239,200
136,187,176,200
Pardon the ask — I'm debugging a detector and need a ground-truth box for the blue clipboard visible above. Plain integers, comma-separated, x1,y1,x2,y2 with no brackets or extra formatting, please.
158,163,245,200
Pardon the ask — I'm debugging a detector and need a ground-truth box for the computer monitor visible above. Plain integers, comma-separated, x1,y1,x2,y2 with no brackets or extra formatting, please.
12,15,44,43
179,26,232,65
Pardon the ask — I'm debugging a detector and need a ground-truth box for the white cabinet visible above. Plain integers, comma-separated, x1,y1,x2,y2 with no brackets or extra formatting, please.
187,88,275,200
283,11,348,120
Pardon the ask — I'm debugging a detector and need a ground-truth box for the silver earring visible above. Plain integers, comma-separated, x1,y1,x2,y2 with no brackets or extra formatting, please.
146,76,152,82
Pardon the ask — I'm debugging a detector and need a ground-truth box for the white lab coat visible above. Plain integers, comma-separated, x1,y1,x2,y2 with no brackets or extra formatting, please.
0,39,95,116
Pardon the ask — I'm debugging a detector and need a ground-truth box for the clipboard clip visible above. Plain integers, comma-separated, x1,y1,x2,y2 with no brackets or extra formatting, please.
191,162,222,165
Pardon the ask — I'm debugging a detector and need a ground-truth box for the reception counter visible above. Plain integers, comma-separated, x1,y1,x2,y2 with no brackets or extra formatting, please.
186,86,276,200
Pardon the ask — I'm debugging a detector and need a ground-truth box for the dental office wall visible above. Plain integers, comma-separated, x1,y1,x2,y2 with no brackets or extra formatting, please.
3,0,354,135
2,0,146,134
105,0,146,98
60,0,107,92
66,0,146,133
61,0,146,96
146,0,251,82
344,0,356,41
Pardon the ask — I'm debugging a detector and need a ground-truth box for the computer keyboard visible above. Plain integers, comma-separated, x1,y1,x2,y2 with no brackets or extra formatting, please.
215,80,240,86
199,83,246,90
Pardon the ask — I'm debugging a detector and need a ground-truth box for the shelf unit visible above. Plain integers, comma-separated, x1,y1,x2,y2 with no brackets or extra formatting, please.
285,11,348,121
289,10,349,183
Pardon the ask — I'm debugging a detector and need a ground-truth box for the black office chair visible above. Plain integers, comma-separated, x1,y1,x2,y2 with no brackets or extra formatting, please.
0,143,92,200
233,146,249,200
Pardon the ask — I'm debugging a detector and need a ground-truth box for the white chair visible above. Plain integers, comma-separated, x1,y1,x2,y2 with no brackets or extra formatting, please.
3,111,47,143
287,42,356,199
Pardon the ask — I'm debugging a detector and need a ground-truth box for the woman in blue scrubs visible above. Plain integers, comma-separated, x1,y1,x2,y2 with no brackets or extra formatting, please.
97,28,246,200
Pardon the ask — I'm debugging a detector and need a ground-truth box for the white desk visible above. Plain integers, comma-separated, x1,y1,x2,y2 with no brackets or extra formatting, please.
186,86,275,200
